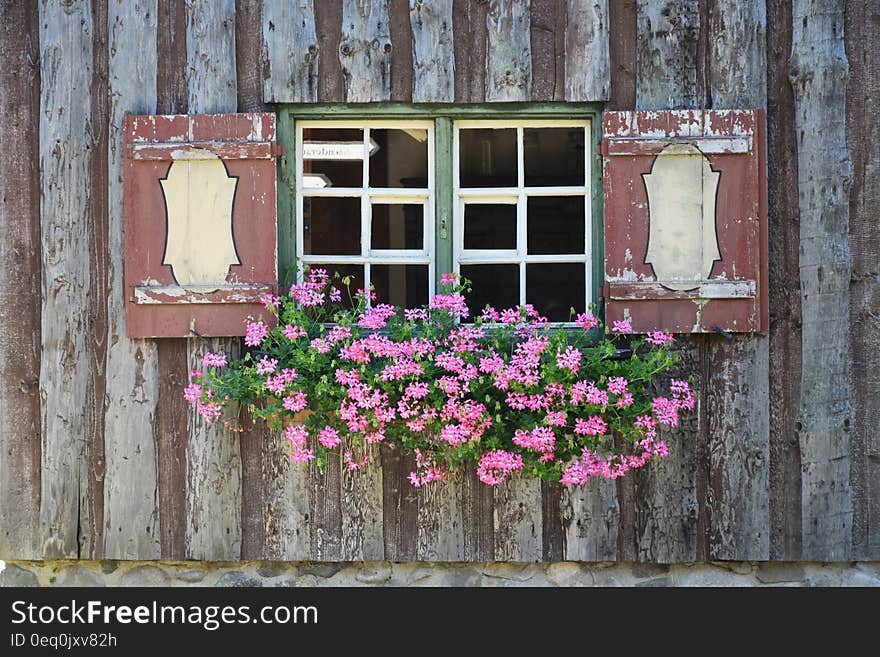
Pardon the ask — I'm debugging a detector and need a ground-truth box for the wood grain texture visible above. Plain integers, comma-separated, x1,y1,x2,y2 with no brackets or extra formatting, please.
485,0,531,101
608,0,636,109
564,0,609,101
381,445,419,560
529,0,565,101
157,0,187,114
0,0,41,560
635,0,701,110
260,428,311,560
410,0,454,102
846,0,880,561
417,471,464,561
452,0,488,102
703,0,770,561
261,0,318,103
103,0,162,560
309,451,343,559
38,0,94,559
494,478,542,561
184,0,243,561
314,0,343,102
341,445,384,560
339,0,392,102
631,0,702,563
389,0,413,101
560,478,618,561
766,0,802,561
236,0,267,111
790,0,853,561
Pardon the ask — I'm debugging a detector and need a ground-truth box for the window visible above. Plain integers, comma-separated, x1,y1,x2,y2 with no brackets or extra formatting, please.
288,106,600,323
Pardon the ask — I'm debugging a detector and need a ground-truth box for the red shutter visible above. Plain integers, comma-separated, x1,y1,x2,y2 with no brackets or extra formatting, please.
124,113,279,338
601,110,768,334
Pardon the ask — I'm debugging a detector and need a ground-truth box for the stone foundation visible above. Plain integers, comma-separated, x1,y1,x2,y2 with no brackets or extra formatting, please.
1,560,878,587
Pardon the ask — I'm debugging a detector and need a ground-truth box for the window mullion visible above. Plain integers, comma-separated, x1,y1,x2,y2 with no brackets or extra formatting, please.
434,117,454,287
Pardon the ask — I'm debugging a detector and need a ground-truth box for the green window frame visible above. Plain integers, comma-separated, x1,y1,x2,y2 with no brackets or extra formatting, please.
276,103,605,320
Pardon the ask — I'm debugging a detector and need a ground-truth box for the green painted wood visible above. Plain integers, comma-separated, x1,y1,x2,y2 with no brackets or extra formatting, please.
286,101,603,119
434,116,453,280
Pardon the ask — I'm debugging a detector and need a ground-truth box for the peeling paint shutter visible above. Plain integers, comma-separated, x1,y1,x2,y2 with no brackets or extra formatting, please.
601,110,768,334
124,113,279,338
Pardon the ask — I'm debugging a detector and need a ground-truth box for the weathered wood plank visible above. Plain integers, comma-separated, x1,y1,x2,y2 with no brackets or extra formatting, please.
847,0,880,561
703,0,770,561
632,0,702,564
0,0,42,560
410,0,454,102
315,0,343,102
380,445,418,560
461,462,494,560
485,0,531,101
791,0,853,561
341,445,384,560
541,482,564,561
236,0,267,111
564,0,610,101
561,479,619,561
261,428,311,560
452,0,489,103
529,0,565,102
154,0,189,561
608,0,636,109
766,0,802,561
494,478,542,561
309,451,343,560
417,472,464,561
103,0,162,560
184,0,243,561
635,0,701,110
38,0,94,559
261,0,318,103
389,0,413,101
339,0,392,102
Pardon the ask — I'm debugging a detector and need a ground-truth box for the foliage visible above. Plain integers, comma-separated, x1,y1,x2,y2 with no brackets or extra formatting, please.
185,268,693,487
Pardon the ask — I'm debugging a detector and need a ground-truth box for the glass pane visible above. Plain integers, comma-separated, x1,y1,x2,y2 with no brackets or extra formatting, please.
302,128,364,188
369,128,429,189
527,196,585,254
371,265,429,309
371,204,424,250
523,127,585,186
459,128,517,187
303,196,361,255
460,264,519,315
307,264,365,310
463,204,517,250
526,263,586,322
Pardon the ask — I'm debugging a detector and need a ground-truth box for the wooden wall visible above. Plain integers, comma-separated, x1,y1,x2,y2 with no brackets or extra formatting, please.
0,0,876,563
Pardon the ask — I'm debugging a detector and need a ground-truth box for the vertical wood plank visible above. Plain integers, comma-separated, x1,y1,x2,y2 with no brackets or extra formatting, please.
529,0,565,102
608,0,636,109
847,0,880,561
494,478,542,561
262,428,311,560
236,0,267,111
410,0,454,102
154,0,189,561
560,479,619,561
461,462,494,560
563,0,610,101
184,0,243,561
381,445,419,560
38,0,94,559
635,0,701,110
389,0,413,101
103,0,162,560
791,0,853,561
632,0,703,563
339,0,392,102
485,0,531,101
703,0,770,561
766,0,803,561
417,472,464,561
315,0,343,102
0,0,42,560
261,0,318,103
309,451,343,560
341,445,384,560
452,0,488,102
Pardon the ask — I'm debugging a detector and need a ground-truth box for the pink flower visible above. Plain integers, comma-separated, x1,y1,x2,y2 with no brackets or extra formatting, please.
574,415,607,436
513,426,556,454
652,396,679,427
611,320,633,334
429,293,469,319
477,450,524,486
546,411,567,427
344,451,369,471
440,272,458,286
329,287,342,303
256,356,278,374
318,426,341,449
404,308,429,321
282,324,307,340
646,330,674,346
202,352,227,368
285,424,308,448
556,346,582,374
408,449,447,487
670,379,695,410
283,391,308,413
245,320,268,346
576,312,599,330
184,383,202,404
260,293,280,309
358,304,397,329
291,448,316,463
